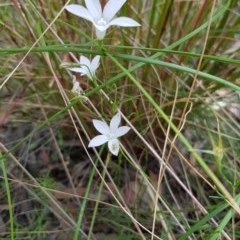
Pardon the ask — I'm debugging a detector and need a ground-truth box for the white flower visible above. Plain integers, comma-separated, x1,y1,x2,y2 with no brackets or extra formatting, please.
68,55,100,80
88,113,130,156
65,0,141,39
71,76,82,94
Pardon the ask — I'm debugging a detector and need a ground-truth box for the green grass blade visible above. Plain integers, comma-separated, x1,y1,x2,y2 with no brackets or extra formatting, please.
0,152,14,240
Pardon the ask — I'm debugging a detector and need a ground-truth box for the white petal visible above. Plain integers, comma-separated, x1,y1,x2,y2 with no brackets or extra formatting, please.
93,119,110,135
79,56,93,78
65,4,94,23
109,17,141,27
115,126,130,138
68,68,81,72
88,135,108,147
68,67,86,74
103,0,126,23
91,55,100,72
108,138,120,156
80,56,91,67
85,0,102,22
110,113,121,131
80,66,89,75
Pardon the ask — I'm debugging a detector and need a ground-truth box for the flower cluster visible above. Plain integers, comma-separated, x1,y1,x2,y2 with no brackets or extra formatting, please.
65,0,140,155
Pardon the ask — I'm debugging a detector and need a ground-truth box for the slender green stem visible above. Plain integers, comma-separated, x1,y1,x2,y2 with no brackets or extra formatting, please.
0,153,14,240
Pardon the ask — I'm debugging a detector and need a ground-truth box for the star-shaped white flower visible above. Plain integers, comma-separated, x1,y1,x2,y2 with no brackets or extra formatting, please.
88,113,130,156
65,0,141,39
68,55,100,80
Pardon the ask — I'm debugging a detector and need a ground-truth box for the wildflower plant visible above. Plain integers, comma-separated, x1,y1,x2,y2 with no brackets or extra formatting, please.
64,0,140,156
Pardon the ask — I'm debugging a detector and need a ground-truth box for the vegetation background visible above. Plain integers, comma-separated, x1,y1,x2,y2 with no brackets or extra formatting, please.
0,0,240,239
